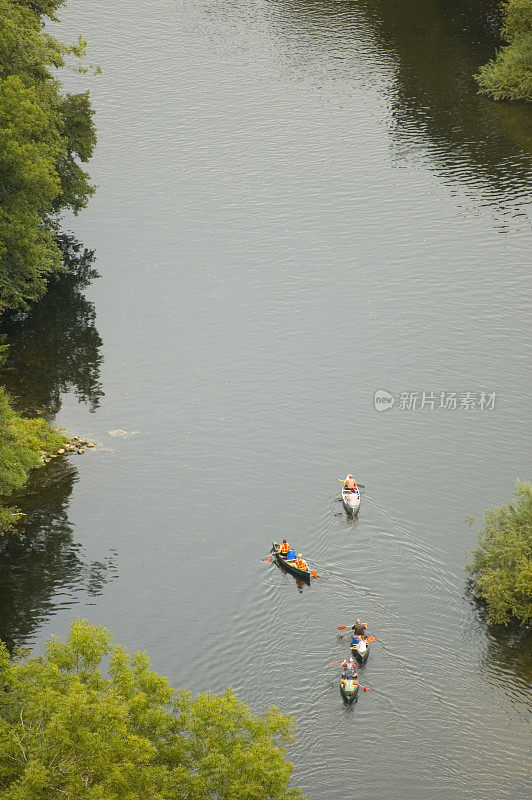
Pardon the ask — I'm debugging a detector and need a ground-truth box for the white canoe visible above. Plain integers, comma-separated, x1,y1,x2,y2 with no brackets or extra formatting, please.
342,474,361,515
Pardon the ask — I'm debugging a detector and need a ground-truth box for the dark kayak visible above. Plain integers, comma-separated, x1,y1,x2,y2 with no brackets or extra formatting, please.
340,676,360,704
272,541,311,585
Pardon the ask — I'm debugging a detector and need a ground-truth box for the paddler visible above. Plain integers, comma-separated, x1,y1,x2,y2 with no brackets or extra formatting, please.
341,655,357,678
341,674,359,689
352,618,367,637
295,553,307,570
344,474,358,492
353,634,368,655
277,539,290,557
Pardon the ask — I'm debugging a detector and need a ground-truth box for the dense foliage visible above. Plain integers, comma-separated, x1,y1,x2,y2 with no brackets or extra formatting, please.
467,479,532,625
0,385,66,531
476,0,532,100
0,620,307,800
0,0,96,314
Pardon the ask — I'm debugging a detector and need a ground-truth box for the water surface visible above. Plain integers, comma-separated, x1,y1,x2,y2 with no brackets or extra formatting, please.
1,1,531,798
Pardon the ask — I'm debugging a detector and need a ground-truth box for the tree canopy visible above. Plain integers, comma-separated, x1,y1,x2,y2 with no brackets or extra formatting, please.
0,0,96,314
467,479,532,625
0,620,308,800
476,0,532,101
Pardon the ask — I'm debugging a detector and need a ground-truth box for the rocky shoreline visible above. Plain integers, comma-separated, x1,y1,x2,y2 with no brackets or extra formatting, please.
43,436,98,463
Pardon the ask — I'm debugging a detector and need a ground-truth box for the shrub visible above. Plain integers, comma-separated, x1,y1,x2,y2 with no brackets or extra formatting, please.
476,0,532,101
0,387,67,532
467,479,532,625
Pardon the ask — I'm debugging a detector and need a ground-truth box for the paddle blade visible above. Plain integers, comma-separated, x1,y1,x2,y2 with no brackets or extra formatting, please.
367,636,375,643
337,625,348,630
264,557,272,562
310,569,318,578
328,662,340,666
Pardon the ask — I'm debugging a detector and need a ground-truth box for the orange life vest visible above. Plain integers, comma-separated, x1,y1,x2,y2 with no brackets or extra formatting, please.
280,542,289,555
296,558,306,570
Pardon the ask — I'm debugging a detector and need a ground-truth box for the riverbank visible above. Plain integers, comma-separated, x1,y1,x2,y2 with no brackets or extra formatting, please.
0,387,97,533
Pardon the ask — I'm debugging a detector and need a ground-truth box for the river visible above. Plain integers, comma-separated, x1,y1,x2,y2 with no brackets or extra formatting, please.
1,1,531,798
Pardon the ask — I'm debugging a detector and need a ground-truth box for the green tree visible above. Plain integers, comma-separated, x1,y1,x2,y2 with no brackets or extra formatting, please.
475,0,532,101
0,620,308,800
467,479,532,625
0,0,96,314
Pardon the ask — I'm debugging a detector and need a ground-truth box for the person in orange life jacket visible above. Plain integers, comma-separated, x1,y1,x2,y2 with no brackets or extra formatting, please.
344,475,357,492
295,554,307,570
277,539,290,557
341,656,357,678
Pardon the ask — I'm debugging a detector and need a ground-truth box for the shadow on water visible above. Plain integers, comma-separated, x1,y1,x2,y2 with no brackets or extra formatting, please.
0,233,104,416
472,597,532,691
273,565,310,594
367,0,532,199
465,580,532,691
0,458,117,650
485,625,532,691
272,0,531,206
0,234,112,648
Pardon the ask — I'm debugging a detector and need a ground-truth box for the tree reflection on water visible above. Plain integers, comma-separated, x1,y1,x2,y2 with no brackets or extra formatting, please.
0,234,113,648
271,0,531,211
473,599,532,693
0,456,117,650
0,233,103,416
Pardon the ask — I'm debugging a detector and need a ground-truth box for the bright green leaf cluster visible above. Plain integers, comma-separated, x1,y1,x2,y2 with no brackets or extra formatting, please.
467,479,532,625
0,0,96,314
0,620,308,800
0,385,67,532
475,0,532,101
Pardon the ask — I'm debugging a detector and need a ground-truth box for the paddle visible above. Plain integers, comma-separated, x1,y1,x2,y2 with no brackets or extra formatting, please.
345,636,375,644
337,625,371,634
262,543,278,561
337,629,375,644
285,555,318,578
337,478,366,489
295,557,318,578
341,680,370,691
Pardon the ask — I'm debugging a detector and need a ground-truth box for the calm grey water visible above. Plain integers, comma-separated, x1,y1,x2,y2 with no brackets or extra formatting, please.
1,1,531,798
